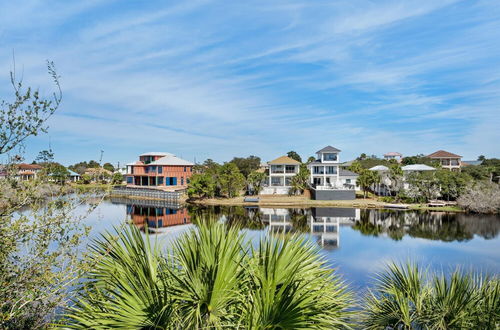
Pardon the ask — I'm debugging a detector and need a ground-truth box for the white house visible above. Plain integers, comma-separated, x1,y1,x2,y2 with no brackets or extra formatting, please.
261,155,301,195
369,164,436,195
383,152,403,162
307,146,358,190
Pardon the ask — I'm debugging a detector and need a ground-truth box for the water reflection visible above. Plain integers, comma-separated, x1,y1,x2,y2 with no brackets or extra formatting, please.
109,197,499,245
355,209,500,242
111,197,191,234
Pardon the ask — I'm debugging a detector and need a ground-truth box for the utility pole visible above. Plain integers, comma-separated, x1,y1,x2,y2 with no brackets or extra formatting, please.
99,150,104,182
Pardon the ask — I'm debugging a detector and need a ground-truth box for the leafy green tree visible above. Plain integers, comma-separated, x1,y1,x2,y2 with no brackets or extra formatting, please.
0,61,61,155
187,173,216,199
357,153,368,160
401,154,440,167
435,170,471,201
247,170,266,195
286,150,302,163
64,222,353,328
356,170,379,198
0,61,100,328
388,163,404,198
50,163,70,184
229,155,261,178
111,172,124,184
477,155,486,162
348,161,365,174
406,171,440,202
218,163,245,198
80,173,92,184
306,156,316,163
289,163,310,196
35,149,54,164
102,162,115,172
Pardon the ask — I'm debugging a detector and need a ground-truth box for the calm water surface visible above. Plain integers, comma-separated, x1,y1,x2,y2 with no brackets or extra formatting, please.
82,197,500,291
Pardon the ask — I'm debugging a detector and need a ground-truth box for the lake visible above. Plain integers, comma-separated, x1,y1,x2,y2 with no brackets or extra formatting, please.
82,196,500,292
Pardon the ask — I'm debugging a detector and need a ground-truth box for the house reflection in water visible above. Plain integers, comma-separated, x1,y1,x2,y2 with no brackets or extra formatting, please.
112,197,191,234
260,207,360,249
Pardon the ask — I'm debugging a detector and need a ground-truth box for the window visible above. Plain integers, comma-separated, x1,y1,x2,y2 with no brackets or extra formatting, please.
323,153,337,161
158,166,162,174
157,177,164,185
346,179,351,184
313,166,324,174
271,165,284,173
326,166,337,174
285,165,296,173
285,177,292,186
181,177,184,185
145,167,149,173
126,176,133,184
271,177,282,186
184,166,186,172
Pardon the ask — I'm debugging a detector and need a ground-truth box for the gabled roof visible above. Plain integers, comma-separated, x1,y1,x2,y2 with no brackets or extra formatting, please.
268,156,301,165
402,164,436,171
316,145,341,153
68,170,80,176
427,150,462,158
369,165,389,171
150,154,194,166
18,163,42,170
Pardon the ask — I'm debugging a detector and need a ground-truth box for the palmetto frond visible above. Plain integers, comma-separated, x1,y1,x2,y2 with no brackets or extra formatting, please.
247,233,353,329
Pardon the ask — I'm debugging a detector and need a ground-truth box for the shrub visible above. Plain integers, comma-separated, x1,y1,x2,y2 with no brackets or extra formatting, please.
457,182,500,214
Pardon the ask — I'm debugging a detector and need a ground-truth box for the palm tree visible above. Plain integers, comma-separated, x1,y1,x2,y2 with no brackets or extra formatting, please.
63,222,353,329
360,261,500,329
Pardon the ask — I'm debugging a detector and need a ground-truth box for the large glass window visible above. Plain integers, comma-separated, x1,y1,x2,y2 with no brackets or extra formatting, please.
126,176,133,184
323,153,337,161
313,166,324,174
271,177,283,186
157,177,164,185
158,166,162,174
285,165,296,173
271,165,284,173
285,177,292,186
326,166,337,174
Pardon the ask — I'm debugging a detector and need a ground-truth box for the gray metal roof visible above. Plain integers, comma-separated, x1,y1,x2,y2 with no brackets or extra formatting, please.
402,164,435,171
369,165,389,171
316,145,341,153
339,168,358,176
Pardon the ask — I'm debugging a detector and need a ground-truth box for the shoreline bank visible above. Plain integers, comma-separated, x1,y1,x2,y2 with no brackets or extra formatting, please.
108,192,463,212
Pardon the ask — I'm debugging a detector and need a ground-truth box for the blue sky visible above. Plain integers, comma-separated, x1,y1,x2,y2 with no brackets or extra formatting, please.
1,0,499,166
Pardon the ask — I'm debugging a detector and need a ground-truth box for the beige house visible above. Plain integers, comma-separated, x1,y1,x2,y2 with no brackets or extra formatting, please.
427,150,462,171
261,156,300,194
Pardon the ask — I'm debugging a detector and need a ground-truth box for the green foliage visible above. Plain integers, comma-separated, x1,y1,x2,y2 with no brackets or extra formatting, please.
35,149,54,164
102,162,115,172
111,172,123,184
361,262,500,329
401,154,440,167
0,61,61,154
306,156,316,164
187,173,216,199
64,222,353,329
229,155,261,178
68,160,100,175
286,150,302,163
80,173,92,184
247,170,266,195
289,163,310,196
218,163,246,198
50,163,70,184
435,170,471,201
406,171,440,203
356,169,380,198
348,161,364,174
